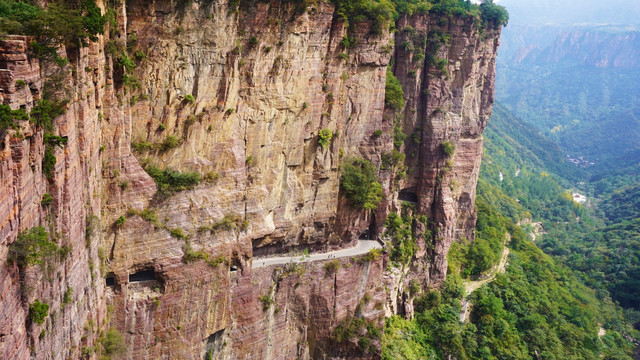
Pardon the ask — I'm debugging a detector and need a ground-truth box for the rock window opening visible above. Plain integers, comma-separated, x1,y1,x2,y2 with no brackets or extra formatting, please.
230,258,241,272
398,189,418,203
105,273,116,287
127,268,164,292
129,269,156,282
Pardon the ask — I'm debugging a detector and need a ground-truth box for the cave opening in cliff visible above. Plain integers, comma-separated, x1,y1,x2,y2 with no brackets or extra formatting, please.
129,269,157,282
128,268,164,292
398,188,419,203
105,273,116,287
230,257,241,272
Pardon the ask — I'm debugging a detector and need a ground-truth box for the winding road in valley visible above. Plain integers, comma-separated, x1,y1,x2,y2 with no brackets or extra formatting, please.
460,234,511,322
252,240,383,268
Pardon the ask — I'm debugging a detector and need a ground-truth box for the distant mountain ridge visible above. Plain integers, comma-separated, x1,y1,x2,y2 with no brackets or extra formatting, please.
512,28,640,69
495,22,640,176
499,0,640,26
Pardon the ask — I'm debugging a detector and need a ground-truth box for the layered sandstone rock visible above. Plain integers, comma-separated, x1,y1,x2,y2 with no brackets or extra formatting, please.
390,14,499,292
0,0,500,359
0,34,110,359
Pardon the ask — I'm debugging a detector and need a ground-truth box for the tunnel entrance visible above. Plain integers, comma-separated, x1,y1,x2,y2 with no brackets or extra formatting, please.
128,268,163,292
105,273,116,287
398,188,418,203
129,269,156,282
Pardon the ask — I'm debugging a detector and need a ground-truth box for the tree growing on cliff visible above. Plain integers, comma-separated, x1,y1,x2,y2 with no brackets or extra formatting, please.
0,104,28,131
28,299,49,325
480,0,509,29
332,0,396,35
7,227,59,269
30,99,67,132
340,157,383,210
385,68,405,111
0,0,106,60
99,328,126,358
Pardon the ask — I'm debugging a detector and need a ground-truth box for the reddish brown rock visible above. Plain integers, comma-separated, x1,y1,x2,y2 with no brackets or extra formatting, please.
0,1,500,359
390,14,500,291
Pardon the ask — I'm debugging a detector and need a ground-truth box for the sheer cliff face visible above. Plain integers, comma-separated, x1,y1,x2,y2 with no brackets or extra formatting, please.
0,1,499,359
392,15,499,285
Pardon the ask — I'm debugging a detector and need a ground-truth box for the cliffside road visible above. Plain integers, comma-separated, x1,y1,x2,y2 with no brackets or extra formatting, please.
252,240,382,269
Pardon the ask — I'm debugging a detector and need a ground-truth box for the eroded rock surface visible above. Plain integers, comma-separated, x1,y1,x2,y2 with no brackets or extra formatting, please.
0,1,500,359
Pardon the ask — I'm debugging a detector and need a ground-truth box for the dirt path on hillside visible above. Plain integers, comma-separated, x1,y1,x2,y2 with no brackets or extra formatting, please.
460,233,511,322
464,245,510,296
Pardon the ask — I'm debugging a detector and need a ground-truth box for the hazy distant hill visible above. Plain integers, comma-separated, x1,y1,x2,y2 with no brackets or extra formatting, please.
502,27,640,69
499,0,640,26
495,11,640,189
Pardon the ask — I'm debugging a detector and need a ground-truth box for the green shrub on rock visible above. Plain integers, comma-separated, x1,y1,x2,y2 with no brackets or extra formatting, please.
480,0,509,29
385,68,404,111
7,227,59,268
100,328,126,357
441,141,455,157
341,157,383,210
41,193,53,206
29,299,49,325
318,129,333,149
143,165,201,197
0,104,28,131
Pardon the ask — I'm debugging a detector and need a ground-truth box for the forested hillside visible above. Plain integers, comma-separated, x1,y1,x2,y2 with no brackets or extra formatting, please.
600,185,640,223
381,103,639,359
480,103,640,332
478,104,587,222
494,21,640,198
383,176,638,360
497,62,640,179
386,1,640,357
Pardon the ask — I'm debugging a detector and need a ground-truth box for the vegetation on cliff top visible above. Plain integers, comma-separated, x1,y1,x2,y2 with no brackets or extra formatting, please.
0,0,105,60
479,0,509,28
331,0,507,34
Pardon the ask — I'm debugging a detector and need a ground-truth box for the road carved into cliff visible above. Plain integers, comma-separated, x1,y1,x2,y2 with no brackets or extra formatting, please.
252,240,382,268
